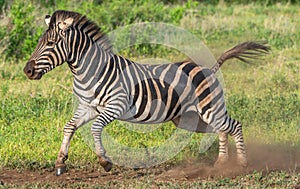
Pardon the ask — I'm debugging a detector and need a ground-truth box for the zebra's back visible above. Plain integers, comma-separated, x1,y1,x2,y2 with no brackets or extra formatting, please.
118,59,224,126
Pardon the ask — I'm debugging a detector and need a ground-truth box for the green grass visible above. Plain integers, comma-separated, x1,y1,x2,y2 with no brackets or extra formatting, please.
0,2,300,188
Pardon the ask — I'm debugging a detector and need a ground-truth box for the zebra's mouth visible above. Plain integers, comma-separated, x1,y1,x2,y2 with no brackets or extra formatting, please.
34,72,43,80
27,71,43,80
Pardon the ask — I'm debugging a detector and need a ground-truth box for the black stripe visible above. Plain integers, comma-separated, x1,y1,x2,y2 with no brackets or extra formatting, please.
181,62,197,75
201,86,223,115
192,68,212,88
197,78,219,109
157,80,169,120
95,61,117,100
140,78,158,122
162,65,177,87
166,88,179,119
50,48,61,67
94,61,115,92
95,66,117,102
37,62,52,67
80,48,101,83
86,25,99,36
131,78,139,110
76,44,98,75
118,57,132,92
56,41,66,64
68,30,75,62
78,29,87,59
48,54,55,67
80,20,91,32
80,32,88,56
206,99,225,123
74,16,85,28
133,79,148,119
172,103,182,119
73,30,80,61
90,28,101,39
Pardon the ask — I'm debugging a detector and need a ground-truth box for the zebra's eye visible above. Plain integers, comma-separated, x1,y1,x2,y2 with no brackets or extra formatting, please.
47,41,56,46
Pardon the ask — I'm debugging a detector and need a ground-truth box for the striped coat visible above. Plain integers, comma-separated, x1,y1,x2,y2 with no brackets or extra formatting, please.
24,10,270,176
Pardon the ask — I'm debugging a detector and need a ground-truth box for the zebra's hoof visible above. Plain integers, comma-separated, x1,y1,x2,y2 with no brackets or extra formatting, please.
103,161,113,172
99,157,113,172
56,166,66,176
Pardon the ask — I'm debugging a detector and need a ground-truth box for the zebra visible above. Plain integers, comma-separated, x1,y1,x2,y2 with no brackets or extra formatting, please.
23,10,270,176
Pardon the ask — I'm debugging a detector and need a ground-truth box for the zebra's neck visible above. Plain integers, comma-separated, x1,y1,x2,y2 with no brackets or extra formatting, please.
65,26,115,77
68,36,118,103
71,47,113,76
65,16,114,78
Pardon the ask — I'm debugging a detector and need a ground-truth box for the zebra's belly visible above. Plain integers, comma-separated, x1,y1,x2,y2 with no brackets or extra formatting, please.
118,103,198,124
118,110,175,124
117,117,172,124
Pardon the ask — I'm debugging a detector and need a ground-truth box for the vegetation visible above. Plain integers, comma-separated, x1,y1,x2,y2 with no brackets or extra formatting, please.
0,0,299,188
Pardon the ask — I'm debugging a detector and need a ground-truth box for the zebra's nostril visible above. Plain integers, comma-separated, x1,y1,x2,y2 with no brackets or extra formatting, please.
24,67,34,77
24,60,36,77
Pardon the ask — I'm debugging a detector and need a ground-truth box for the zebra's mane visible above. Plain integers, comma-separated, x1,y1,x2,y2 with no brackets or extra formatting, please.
49,10,113,53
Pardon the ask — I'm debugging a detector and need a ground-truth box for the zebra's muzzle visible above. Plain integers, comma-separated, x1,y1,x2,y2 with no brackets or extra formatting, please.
24,60,43,80
24,60,35,78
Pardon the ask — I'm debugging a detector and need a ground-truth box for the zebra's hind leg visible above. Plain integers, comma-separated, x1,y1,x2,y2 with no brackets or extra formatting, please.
214,132,229,167
229,118,247,167
91,116,113,172
216,116,247,167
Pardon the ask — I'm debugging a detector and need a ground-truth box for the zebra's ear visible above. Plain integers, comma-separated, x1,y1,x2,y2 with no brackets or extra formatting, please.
45,15,51,26
58,17,74,31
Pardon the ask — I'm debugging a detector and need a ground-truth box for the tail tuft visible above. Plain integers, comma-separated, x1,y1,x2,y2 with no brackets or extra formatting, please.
211,41,270,73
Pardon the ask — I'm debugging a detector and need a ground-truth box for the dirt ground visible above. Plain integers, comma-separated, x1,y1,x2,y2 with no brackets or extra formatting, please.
1,142,300,186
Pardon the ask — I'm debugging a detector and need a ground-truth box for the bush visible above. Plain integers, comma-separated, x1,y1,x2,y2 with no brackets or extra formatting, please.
1,0,44,61
0,0,299,61
0,0,199,61
201,0,299,5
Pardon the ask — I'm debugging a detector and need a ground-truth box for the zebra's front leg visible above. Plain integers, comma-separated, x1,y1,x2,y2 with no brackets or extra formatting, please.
55,119,76,176
55,104,98,176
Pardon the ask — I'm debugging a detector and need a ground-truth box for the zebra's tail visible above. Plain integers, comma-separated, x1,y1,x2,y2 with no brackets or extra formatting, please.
211,41,270,73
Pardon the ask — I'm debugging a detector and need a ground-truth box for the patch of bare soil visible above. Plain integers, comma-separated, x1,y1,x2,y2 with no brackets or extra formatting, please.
1,142,299,185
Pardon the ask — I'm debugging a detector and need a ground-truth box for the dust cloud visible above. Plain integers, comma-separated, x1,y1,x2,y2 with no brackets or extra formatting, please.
157,141,300,181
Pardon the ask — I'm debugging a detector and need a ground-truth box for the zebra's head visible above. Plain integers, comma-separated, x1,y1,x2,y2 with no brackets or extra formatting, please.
24,11,80,80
